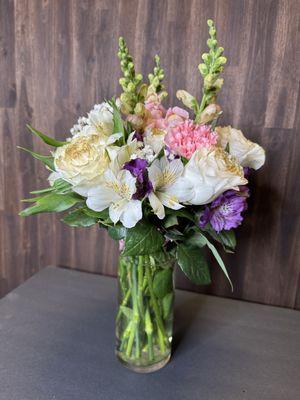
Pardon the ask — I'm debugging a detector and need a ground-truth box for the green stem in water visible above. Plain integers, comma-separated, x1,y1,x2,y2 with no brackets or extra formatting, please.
145,257,167,341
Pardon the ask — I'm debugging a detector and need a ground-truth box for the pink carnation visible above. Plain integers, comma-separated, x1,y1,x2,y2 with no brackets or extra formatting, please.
165,120,218,159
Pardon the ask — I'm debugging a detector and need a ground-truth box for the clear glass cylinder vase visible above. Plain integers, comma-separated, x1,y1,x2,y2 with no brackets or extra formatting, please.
115,252,175,373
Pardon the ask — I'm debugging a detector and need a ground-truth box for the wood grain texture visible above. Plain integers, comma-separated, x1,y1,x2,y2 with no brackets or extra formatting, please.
0,0,299,308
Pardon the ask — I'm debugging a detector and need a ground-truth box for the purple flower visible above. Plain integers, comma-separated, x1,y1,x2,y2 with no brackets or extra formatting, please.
132,131,144,142
199,186,249,232
123,158,153,200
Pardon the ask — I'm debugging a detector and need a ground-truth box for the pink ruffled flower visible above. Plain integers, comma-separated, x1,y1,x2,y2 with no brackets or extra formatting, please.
165,120,218,159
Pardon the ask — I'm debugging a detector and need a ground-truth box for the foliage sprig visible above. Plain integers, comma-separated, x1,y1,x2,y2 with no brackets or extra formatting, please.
118,37,143,114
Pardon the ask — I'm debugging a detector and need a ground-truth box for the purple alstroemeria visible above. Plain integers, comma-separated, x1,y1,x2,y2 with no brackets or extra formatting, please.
199,186,250,233
123,158,153,200
132,131,144,142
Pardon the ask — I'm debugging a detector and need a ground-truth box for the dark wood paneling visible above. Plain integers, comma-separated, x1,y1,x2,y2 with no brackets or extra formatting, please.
1,0,299,308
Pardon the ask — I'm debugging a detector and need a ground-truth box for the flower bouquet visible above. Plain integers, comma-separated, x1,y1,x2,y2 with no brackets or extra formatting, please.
20,20,265,373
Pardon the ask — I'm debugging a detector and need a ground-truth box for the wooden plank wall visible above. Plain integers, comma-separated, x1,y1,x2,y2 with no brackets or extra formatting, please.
1,0,299,308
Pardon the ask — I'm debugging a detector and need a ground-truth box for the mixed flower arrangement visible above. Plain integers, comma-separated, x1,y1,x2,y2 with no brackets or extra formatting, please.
20,19,265,289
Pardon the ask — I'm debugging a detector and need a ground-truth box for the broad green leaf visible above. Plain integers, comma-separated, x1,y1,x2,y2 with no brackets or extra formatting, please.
153,268,173,299
162,292,174,320
108,225,127,240
26,124,66,147
177,244,211,285
123,222,164,256
30,179,71,195
17,146,55,170
163,214,178,228
83,208,110,220
197,232,233,290
19,192,83,217
165,208,195,222
62,208,98,227
186,232,207,248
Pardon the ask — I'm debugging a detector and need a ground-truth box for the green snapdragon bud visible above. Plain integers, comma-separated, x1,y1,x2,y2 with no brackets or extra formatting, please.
148,55,165,93
195,19,227,123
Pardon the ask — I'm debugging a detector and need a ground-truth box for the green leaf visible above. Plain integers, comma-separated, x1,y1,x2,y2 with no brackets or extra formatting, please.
153,268,173,299
165,208,195,223
30,179,71,195
83,208,109,220
62,208,98,227
19,192,83,217
162,292,174,320
120,306,134,320
186,232,207,248
26,124,66,147
17,146,55,170
163,214,178,228
109,99,125,136
197,232,233,290
108,225,127,240
204,225,236,253
177,244,211,285
123,222,164,256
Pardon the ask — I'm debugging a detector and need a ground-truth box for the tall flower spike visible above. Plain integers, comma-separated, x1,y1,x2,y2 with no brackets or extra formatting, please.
195,19,227,122
148,55,165,93
118,37,143,114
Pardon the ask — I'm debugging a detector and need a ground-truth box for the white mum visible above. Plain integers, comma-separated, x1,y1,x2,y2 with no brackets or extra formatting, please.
86,168,142,228
52,134,110,196
148,157,193,219
184,147,248,205
216,126,265,170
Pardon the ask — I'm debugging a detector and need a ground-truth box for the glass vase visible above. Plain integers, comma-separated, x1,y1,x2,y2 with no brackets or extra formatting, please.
115,252,175,373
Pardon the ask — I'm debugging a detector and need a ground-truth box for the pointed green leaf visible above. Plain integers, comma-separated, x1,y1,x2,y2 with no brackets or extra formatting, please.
17,146,55,170
26,124,66,147
123,222,164,256
62,208,98,227
153,268,173,299
19,192,83,217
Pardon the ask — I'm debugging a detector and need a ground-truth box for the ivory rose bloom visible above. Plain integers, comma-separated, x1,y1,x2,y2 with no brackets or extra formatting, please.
184,147,248,205
216,126,265,170
53,134,110,195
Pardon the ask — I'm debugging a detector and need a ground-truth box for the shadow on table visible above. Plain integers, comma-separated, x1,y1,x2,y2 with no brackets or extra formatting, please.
172,293,207,356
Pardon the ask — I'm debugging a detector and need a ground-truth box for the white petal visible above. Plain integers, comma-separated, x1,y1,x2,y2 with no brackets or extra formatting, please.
158,191,183,210
86,186,119,211
120,200,143,228
109,199,127,224
148,192,165,219
106,132,123,145
148,160,163,190
167,177,194,203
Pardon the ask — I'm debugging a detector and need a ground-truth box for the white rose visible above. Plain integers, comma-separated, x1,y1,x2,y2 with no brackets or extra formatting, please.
216,126,265,170
53,134,110,196
184,147,248,205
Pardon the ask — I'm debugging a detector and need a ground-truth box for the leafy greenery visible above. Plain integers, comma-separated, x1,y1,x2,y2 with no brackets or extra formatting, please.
108,225,127,240
176,243,211,285
62,208,99,227
193,231,233,290
108,98,126,144
204,224,236,253
20,192,83,217
122,221,164,256
153,268,173,299
26,124,66,147
17,146,55,171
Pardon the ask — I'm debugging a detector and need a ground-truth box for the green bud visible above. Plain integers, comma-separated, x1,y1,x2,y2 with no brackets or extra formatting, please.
136,73,143,81
198,63,208,75
207,19,214,27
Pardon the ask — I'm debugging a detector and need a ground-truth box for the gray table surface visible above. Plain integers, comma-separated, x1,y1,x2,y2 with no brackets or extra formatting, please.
0,267,299,400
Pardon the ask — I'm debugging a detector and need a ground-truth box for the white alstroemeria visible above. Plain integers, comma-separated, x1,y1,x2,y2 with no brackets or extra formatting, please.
143,127,166,154
216,126,265,170
184,147,248,205
147,157,194,219
86,168,142,228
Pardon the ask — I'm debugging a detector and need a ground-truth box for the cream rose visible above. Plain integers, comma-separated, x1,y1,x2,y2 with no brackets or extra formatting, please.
53,134,110,196
216,126,265,170
184,147,248,205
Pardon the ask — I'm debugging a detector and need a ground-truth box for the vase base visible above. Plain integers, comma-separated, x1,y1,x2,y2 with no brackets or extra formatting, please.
116,351,171,373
